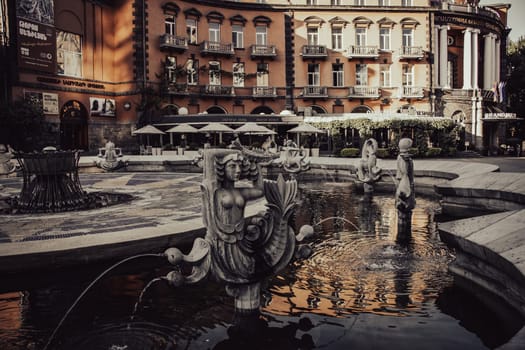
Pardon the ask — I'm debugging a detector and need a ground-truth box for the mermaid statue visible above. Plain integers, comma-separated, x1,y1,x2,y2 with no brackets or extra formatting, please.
165,148,311,314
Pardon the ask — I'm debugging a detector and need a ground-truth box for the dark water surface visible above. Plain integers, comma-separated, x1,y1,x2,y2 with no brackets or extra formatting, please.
0,182,523,349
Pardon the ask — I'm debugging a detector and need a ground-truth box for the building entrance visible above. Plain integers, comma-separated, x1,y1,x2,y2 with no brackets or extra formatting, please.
60,100,88,151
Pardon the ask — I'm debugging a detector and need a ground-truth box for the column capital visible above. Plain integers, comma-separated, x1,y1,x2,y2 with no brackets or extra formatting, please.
471,28,480,35
437,25,450,30
462,28,473,34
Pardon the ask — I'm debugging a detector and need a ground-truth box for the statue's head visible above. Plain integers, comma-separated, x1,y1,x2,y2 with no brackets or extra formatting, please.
398,138,413,154
215,152,257,183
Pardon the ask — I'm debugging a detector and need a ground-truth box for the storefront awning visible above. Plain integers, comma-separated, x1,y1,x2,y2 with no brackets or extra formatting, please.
155,114,303,126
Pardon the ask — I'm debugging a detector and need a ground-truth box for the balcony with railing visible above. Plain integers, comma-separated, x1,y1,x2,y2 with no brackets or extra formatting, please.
346,46,379,59
163,82,189,95
301,45,328,59
252,86,277,99
302,86,328,98
201,85,235,96
401,86,424,99
399,46,424,59
200,41,235,56
348,86,380,99
250,45,277,59
159,34,188,51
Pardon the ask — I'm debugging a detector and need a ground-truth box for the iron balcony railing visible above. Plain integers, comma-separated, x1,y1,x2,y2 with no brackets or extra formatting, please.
348,86,381,98
201,85,235,96
302,86,328,98
250,45,277,58
399,46,424,59
252,86,277,98
200,41,235,56
301,45,328,59
159,34,188,51
163,82,189,95
401,86,424,98
347,46,379,59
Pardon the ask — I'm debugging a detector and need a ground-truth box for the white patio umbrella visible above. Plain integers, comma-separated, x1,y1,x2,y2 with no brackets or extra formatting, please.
235,122,276,145
165,123,198,145
132,124,166,146
234,122,276,135
198,123,234,144
287,123,324,145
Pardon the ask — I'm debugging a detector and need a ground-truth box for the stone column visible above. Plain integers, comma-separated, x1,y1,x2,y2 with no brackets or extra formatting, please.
495,38,501,83
483,33,492,90
462,28,472,89
439,25,449,88
472,29,479,89
433,25,440,89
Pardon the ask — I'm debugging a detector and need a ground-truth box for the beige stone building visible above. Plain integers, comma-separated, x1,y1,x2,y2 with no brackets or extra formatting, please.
1,0,518,153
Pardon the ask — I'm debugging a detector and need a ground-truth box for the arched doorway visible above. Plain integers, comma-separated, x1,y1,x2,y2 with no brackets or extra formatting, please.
206,106,227,114
310,105,326,115
60,100,88,151
251,106,274,114
351,105,373,113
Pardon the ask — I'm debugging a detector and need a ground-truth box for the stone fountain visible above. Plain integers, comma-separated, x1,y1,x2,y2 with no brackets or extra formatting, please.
163,147,312,324
395,138,416,242
95,140,127,171
355,138,382,194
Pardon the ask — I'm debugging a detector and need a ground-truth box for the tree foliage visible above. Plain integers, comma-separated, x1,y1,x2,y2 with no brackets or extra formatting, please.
0,97,46,151
507,36,525,114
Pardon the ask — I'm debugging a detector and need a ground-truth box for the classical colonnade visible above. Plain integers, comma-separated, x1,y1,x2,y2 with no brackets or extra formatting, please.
435,25,500,90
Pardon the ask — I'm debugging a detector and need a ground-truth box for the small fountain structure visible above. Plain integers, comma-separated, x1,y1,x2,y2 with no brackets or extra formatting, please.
395,138,416,242
95,140,127,171
12,146,88,213
355,138,382,194
163,147,313,332
8,146,132,214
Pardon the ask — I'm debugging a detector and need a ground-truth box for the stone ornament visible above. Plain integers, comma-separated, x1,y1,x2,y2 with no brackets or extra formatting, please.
95,140,127,171
356,138,382,193
395,138,416,241
165,148,312,314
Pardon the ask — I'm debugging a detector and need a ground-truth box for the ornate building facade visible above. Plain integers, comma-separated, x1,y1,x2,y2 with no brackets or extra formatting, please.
0,0,516,153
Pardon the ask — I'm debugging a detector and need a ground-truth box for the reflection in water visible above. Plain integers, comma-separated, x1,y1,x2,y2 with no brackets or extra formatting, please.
0,182,523,349
266,183,452,318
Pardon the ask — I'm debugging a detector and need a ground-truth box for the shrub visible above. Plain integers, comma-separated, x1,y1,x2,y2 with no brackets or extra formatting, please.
425,147,442,157
409,147,419,157
376,148,390,158
340,148,360,157
447,147,457,156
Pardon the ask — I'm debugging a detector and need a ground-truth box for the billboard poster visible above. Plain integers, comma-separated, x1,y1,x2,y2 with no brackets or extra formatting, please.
16,0,54,25
43,92,59,114
24,90,43,107
90,97,116,117
17,19,56,73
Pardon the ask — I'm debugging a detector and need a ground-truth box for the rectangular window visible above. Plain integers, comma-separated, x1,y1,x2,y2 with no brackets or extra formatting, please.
331,0,342,5
56,31,82,78
165,16,176,35
307,0,318,5
233,62,245,87
379,28,390,50
256,26,267,46
257,63,269,87
232,25,244,49
331,27,343,50
402,28,414,47
209,22,220,42
354,0,365,5
332,63,344,87
166,56,177,83
187,59,198,85
186,19,197,44
380,64,391,87
307,27,319,46
379,0,390,5
209,61,221,85
356,64,368,86
402,64,414,86
307,63,320,86
356,27,367,47
402,0,412,6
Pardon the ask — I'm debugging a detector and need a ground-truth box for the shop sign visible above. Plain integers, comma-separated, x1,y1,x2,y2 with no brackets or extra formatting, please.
484,113,518,119
17,19,56,73
23,90,59,115
435,14,500,34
